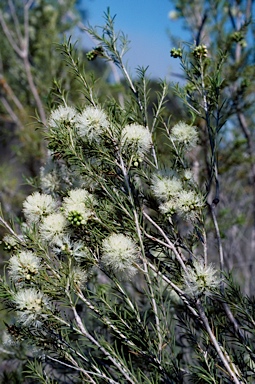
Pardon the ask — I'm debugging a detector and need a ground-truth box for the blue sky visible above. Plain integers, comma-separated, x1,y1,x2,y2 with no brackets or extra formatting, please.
78,0,189,80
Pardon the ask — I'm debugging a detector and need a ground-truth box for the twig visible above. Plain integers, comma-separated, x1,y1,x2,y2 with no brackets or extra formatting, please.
0,4,47,125
142,261,200,319
70,304,139,384
0,215,23,243
0,96,22,127
210,203,224,285
119,154,163,357
142,210,187,272
196,300,243,384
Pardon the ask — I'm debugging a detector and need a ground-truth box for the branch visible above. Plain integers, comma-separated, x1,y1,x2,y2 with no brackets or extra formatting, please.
0,10,23,57
142,210,187,272
196,300,243,384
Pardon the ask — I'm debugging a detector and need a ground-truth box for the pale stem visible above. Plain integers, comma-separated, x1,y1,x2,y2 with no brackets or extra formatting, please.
50,324,109,379
142,210,188,272
0,3,47,125
70,303,139,384
46,354,97,384
119,154,163,357
210,204,224,284
0,215,24,243
222,301,245,342
196,300,243,384
202,228,208,266
113,279,142,323
0,75,24,111
139,261,199,319
0,96,22,127
60,352,123,384
0,11,23,56
134,208,163,357
8,0,22,43
53,312,138,384
77,290,137,347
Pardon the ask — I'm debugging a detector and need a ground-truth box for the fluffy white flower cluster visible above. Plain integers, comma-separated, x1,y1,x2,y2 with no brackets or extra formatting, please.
70,267,88,289
101,233,138,279
151,174,182,202
53,235,90,262
40,166,60,194
22,188,97,246
151,173,204,220
39,212,67,245
48,105,110,142
2,234,19,251
23,192,58,225
62,188,97,226
13,288,50,327
171,121,198,150
48,105,77,128
121,123,152,158
8,251,41,284
48,106,153,164
76,106,110,141
183,260,220,297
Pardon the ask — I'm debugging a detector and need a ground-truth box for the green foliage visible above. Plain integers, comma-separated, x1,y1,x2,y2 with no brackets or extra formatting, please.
0,2,255,384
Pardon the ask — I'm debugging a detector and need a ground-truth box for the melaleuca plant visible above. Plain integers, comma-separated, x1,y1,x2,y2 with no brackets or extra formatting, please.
0,10,255,384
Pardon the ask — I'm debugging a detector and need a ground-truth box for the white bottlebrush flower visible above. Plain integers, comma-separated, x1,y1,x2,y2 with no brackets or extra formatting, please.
8,251,41,284
176,190,204,221
70,267,88,289
39,212,67,245
48,105,77,128
23,192,58,225
71,241,91,262
13,288,50,327
2,330,18,346
183,169,194,181
62,188,96,226
53,235,90,262
2,234,19,251
183,260,220,297
121,124,152,157
40,167,59,194
101,233,138,279
151,174,183,202
171,121,198,150
77,106,110,141
159,199,178,215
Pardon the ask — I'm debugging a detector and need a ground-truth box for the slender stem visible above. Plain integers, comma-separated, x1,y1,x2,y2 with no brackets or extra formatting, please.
142,261,199,319
0,96,22,127
222,301,245,342
0,11,23,56
0,75,24,111
196,300,242,384
119,154,163,357
210,203,224,286
8,0,22,44
0,215,23,243
0,4,47,125
70,303,139,384
202,228,208,266
23,50,46,125
142,210,187,272
77,290,137,348
46,354,97,383
58,353,120,384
